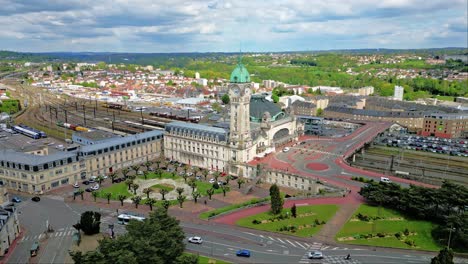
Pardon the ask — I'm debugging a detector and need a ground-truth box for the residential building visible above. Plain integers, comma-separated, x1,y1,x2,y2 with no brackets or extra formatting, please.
420,113,468,138
394,85,404,101
0,185,21,257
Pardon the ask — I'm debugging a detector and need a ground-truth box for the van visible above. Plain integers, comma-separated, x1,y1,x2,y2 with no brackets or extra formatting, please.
380,177,391,183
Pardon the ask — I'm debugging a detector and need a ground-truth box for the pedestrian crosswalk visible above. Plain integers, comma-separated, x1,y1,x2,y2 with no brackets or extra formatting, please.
20,226,75,242
299,253,361,264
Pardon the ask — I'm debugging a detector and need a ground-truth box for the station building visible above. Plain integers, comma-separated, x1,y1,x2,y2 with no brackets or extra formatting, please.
0,130,163,194
164,60,303,177
420,113,468,138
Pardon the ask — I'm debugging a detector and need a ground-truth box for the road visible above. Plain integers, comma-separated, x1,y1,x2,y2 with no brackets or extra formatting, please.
5,195,442,264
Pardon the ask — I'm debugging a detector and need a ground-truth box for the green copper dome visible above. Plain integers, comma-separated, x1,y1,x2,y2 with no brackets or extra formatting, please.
230,63,250,83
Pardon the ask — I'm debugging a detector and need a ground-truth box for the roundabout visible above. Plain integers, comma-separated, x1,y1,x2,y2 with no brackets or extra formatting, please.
306,162,330,171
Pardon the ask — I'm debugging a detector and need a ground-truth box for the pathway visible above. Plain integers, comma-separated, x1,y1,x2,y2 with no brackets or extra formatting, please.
314,202,361,243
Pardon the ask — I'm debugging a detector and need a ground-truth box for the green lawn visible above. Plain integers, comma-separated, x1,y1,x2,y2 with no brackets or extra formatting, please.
199,197,270,220
184,253,231,264
97,182,133,200
336,204,441,251
0,99,20,114
236,204,339,237
196,181,224,196
151,183,175,192
434,95,455,102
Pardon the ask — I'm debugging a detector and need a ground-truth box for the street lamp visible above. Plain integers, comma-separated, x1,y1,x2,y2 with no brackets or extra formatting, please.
447,225,456,250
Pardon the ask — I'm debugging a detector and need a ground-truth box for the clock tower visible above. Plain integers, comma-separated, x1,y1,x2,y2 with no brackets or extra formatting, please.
228,58,252,157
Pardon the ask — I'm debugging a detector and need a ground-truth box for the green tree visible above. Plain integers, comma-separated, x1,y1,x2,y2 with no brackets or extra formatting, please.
161,200,171,211
221,185,230,197
143,188,152,199
74,211,101,235
131,196,142,209
206,188,215,200
160,189,168,200
431,248,454,264
176,187,184,196
132,183,139,195
108,172,117,183
91,191,98,202
118,195,127,206
270,184,283,215
316,108,323,116
125,179,133,190
177,195,186,208
192,191,200,203
145,198,156,211
131,165,141,175
221,94,230,104
188,178,197,193
122,168,130,179
69,209,191,263
105,192,112,204
237,177,245,189
291,204,297,218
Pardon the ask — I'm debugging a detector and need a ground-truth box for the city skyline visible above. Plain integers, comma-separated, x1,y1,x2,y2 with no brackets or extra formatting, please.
0,0,467,53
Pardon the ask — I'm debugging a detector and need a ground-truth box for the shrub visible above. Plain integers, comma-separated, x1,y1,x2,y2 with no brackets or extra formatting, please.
252,219,261,225
377,233,385,238
395,232,402,239
321,220,326,225
314,219,321,225
404,239,415,247
357,213,370,221
404,228,410,236
212,182,219,189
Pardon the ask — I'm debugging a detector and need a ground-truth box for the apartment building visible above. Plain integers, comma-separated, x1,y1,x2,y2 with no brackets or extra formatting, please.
0,130,163,194
0,185,21,257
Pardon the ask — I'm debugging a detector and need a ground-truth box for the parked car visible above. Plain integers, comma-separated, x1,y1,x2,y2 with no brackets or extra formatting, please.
209,179,215,184
12,196,21,203
114,178,124,183
188,236,203,244
308,251,323,259
82,180,90,185
91,184,100,191
88,178,96,183
283,147,290,152
236,249,251,257
73,182,79,188
31,196,41,202
380,177,391,183
85,188,93,192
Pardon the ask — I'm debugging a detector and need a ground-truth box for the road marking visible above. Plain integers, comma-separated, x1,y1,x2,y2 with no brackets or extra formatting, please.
321,246,329,250
304,242,311,247
259,235,265,238
38,234,43,239
268,236,275,241
33,235,38,239
285,239,296,247
242,232,257,236
20,236,25,242
332,247,339,250
295,241,307,249
276,238,285,244
68,231,73,236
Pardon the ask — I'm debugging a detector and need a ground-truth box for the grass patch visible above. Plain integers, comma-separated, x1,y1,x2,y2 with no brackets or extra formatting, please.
139,171,177,180
199,197,270,220
434,95,455,102
0,99,20,114
150,183,175,192
184,253,231,264
97,182,133,200
196,181,224,196
336,204,441,251
236,204,339,237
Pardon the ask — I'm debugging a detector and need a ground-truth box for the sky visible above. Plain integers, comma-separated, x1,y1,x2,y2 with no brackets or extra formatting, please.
0,0,467,52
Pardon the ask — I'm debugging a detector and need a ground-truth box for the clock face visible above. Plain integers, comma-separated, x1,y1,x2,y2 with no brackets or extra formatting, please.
244,88,250,95
232,87,240,96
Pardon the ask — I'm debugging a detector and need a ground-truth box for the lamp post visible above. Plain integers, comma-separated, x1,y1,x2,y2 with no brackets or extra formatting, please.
447,225,456,250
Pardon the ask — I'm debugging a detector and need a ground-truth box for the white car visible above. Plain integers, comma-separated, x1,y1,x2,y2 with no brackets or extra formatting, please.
380,177,391,183
91,184,100,191
283,147,290,152
188,236,203,244
209,179,215,184
308,251,323,259
73,182,79,188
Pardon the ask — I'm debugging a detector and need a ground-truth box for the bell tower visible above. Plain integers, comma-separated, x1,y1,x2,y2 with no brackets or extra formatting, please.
228,57,252,159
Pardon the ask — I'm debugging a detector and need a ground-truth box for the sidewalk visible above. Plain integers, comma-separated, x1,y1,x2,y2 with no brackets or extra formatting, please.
314,202,360,243
0,229,25,264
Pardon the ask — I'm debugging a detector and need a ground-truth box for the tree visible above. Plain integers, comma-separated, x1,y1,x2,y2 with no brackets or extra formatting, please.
91,191,98,202
316,108,323,116
74,211,101,235
109,172,117,183
182,173,189,183
131,196,142,208
143,171,149,180
78,189,84,200
122,168,130,178
143,188,153,199
118,195,127,206
177,195,186,208
132,183,139,195
96,175,104,185
431,248,454,264
176,187,184,196
69,209,191,263
202,169,209,180
125,179,134,190
221,185,230,197
161,200,171,211
212,171,220,181
291,204,297,218
145,198,156,211
105,192,112,204
221,94,230,104
160,189,168,200
270,184,283,215
237,177,245,189
206,188,215,200
188,178,197,193
131,165,141,176
192,191,200,203
144,161,152,172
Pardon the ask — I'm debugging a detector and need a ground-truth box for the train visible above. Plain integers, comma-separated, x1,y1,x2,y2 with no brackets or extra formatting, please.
56,121,91,132
18,124,47,138
149,112,200,123
12,125,41,139
102,102,131,112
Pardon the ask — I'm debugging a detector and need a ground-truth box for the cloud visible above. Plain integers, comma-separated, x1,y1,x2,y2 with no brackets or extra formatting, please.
0,0,466,52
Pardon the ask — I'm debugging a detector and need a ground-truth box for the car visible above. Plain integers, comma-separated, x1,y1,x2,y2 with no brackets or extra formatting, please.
82,180,90,185
236,249,251,257
308,251,323,259
85,188,93,192
91,184,100,191
114,177,124,183
137,171,144,175
102,175,108,179
12,196,21,203
300,141,306,145
195,176,202,180
31,196,40,202
88,178,96,183
209,179,215,184
283,147,290,152
73,182,79,188
188,236,203,244
380,177,391,183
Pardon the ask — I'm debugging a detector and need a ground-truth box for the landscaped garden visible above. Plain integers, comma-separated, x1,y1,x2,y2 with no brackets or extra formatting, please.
336,204,440,251
236,204,339,237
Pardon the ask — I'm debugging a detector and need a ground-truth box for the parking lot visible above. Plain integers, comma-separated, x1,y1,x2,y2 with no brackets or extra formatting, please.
0,129,66,153
377,133,468,157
